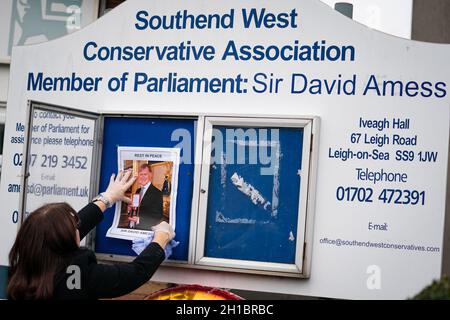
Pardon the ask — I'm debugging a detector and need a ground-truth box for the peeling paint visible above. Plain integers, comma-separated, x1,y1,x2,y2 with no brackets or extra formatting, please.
270,144,280,217
220,152,227,187
230,172,271,211
289,231,295,241
216,211,255,224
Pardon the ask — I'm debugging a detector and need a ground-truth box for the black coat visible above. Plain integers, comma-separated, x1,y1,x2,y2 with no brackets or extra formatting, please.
136,184,164,229
52,203,165,299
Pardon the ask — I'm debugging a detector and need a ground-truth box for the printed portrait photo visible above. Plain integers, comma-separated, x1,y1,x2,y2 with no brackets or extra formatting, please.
118,160,174,230
107,147,179,240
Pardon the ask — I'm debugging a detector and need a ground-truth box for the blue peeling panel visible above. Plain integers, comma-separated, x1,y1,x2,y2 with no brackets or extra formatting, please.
204,126,303,264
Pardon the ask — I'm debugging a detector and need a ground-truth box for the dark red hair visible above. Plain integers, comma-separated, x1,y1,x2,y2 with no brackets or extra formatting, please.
7,202,80,300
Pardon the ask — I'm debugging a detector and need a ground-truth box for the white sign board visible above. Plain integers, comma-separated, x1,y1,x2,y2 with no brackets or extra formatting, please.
0,0,449,299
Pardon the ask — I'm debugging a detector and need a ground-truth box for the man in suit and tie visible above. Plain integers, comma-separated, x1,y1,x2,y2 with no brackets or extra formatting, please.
128,163,163,230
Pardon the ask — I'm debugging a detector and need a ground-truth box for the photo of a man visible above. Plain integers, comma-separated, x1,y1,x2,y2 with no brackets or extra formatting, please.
128,163,164,229
107,147,179,240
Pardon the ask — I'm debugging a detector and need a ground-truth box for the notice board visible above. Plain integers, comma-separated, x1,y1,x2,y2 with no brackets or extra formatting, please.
204,126,304,264
94,116,196,261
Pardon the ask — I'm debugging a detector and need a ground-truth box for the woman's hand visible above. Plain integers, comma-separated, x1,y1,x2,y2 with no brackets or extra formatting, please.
151,222,175,249
103,170,136,205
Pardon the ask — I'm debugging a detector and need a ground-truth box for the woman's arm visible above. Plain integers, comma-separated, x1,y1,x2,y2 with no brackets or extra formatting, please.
86,242,166,299
82,223,173,298
77,203,104,240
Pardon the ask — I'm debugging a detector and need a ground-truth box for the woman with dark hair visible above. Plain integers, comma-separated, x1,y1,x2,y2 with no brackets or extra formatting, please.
7,170,175,300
